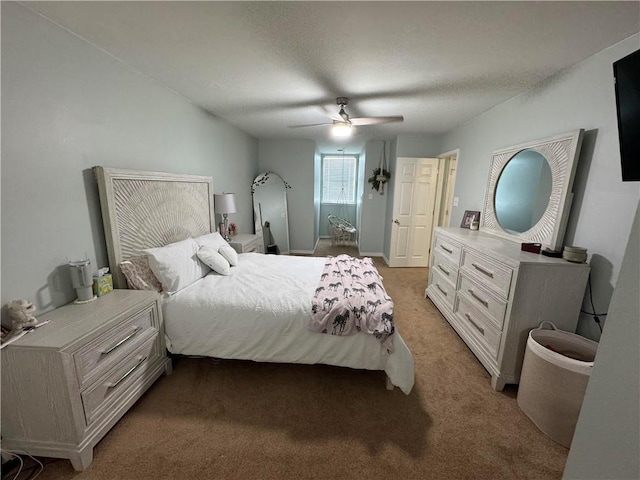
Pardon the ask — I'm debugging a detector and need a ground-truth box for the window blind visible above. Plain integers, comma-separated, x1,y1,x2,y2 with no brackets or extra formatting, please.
321,155,357,204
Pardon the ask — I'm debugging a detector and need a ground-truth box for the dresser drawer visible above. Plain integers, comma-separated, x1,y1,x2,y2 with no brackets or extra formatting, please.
461,250,513,298
429,268,457,311
74,303,158,388
456,296,502,360
81,332,160,425
431,250,459,284
434,235,462,266
458,274,507,330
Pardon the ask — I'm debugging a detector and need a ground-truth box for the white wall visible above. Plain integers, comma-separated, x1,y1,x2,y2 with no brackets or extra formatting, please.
563,200,639,480
439,34,640,340
1,3,258,316
313,146,322,248
257,139,316,253
359,140,389,255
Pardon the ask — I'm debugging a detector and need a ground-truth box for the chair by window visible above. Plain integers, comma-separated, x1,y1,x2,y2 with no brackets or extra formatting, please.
328,214,357,246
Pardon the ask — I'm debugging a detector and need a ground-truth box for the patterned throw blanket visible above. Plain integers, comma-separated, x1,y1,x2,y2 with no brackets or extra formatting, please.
309,255,395,352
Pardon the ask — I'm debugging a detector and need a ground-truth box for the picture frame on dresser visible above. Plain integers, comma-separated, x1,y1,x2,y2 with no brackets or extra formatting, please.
460,210,480,229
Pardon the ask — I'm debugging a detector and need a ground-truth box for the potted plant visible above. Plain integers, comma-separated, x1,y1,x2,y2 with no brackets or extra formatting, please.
368,168,391,192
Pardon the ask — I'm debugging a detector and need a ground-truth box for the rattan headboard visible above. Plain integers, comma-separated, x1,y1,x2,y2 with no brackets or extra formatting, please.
94,166,215,289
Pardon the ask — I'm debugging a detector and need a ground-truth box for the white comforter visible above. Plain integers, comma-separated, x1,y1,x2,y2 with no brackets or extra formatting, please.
162,253,414,394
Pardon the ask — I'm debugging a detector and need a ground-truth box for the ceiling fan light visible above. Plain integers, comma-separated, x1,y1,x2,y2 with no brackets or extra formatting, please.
332,122,352,137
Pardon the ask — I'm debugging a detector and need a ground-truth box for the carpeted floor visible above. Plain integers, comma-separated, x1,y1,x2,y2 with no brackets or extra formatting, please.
26,239,568,479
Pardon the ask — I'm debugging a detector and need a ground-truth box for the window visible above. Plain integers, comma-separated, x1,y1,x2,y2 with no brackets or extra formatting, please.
321,154,358,204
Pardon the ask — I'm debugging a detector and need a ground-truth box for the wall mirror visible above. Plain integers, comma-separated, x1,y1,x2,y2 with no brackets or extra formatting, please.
481,129,584,251
252,172,291,254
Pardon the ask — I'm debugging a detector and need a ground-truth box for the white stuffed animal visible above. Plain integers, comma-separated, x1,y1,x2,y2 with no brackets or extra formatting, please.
7,299,38,331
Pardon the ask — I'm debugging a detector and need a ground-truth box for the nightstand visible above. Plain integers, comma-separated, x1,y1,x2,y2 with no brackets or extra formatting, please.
0,290,172,471
228,233,264,253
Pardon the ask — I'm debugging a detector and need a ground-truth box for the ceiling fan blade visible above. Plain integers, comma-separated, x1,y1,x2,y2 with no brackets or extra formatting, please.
349,116,404,126
287,122,334,129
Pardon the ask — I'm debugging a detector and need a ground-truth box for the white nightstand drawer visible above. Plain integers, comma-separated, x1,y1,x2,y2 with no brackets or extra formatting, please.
241,236,260,253
229,234,263,253
73,303,157,388
81,332,160,425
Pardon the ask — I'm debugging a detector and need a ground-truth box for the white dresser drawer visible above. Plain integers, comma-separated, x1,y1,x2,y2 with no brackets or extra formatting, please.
429,268,457,311
456,295,502,361
461,249,513,298
73,303,157,388
458,274,507,330
81,332,160,425
434,235,462,266
431,250,459,285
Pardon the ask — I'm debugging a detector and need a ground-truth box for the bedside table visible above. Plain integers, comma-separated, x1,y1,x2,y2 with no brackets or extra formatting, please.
228,233,264,253
1,290,172,471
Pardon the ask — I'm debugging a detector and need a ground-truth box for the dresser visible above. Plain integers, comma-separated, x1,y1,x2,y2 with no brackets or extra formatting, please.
426,227,589,390
228,233,264,253
1,290,172,470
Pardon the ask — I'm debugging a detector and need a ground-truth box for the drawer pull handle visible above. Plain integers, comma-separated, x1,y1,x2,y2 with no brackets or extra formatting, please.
440,245,453,254
106,356,147,389
472,263,494,278
101,327,141,355
437,264,450,276
436,283,448,296
464,313,485,335
468,289,489,308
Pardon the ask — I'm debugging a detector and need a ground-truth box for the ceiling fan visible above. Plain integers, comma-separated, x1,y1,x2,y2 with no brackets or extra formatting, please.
288,97,404,136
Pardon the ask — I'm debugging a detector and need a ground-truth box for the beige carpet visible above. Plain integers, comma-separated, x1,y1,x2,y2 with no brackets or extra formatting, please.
30,239,568,479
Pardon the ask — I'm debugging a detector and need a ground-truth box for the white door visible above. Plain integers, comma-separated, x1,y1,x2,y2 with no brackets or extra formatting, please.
389,157,439,267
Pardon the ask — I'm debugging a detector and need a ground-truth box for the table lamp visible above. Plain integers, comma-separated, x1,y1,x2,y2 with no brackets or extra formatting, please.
214,193,237,241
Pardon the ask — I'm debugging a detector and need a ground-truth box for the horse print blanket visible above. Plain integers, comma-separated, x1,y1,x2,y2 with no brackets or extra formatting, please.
309,255,395,352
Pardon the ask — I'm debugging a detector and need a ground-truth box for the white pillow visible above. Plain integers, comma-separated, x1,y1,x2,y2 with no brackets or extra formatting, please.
195,232,228,251
219,244,239,266
144,238,209,293
197,246,231,275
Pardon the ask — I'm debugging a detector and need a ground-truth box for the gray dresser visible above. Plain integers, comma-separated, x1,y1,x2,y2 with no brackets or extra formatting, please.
426,227,589,390
1,290,172,470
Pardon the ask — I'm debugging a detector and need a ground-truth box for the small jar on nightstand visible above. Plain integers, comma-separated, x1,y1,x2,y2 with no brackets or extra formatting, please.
228,233,264,254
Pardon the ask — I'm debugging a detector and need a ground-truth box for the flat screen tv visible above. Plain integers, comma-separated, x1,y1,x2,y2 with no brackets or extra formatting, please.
613,49,640,182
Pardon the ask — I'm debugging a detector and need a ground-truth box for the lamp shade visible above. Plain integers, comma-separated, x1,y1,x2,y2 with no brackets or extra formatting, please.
214,193,237,214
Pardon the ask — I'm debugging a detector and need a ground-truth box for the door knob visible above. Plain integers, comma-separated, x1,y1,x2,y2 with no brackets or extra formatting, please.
394,219,400,225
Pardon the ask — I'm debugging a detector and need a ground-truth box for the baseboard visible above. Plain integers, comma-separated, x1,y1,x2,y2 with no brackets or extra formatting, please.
358,250,384,258
382,254,391,266
290,249,316,255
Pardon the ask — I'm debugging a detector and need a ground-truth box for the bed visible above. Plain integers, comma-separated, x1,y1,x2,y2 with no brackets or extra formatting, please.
94,167,414,394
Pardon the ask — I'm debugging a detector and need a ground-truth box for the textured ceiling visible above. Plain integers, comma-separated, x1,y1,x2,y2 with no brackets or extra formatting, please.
26,1,640,153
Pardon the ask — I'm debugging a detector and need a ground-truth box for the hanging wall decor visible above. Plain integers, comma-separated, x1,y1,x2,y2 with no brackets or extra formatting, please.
368,141,391,194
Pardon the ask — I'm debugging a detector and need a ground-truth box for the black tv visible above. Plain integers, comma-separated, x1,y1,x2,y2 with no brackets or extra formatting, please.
613,49,640,182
